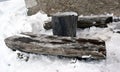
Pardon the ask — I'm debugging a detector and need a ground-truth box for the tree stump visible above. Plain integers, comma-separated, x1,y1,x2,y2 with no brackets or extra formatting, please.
52,12,78,37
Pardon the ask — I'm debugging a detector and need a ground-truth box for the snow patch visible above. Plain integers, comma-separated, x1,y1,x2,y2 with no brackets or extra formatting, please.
0,0,120,72
53,12,78,16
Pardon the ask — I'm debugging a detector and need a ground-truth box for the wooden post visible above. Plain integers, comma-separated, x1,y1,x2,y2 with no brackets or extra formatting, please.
52,12,78,37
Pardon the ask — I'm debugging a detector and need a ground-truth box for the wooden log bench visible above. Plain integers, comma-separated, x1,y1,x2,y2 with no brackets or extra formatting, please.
4,32,106,60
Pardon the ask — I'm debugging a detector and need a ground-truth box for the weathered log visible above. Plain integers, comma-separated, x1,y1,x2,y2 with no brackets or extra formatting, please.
44,16,113,30
77,16,113,28
5,32,106,60
52,12,78,37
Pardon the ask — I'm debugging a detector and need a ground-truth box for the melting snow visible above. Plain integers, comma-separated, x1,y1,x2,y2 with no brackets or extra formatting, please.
53,12,78,16
0,0,120,72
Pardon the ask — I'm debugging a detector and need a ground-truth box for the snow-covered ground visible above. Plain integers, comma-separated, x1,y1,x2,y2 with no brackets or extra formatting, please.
0,0,120,72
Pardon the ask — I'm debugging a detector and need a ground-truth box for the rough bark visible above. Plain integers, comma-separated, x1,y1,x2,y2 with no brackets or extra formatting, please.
44,16,113,30
5,32,106,60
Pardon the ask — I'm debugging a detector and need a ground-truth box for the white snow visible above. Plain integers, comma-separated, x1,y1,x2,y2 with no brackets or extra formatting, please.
0,0,120,72
53,12,78,16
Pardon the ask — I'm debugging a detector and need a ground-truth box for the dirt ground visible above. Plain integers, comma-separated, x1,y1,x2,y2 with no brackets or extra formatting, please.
26,0,120,16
